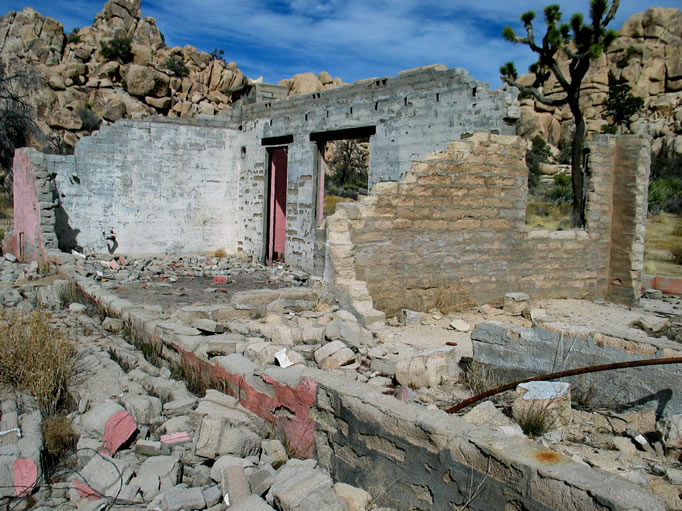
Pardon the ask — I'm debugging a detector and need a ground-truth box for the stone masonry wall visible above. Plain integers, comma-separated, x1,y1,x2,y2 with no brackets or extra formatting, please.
327,132,650,314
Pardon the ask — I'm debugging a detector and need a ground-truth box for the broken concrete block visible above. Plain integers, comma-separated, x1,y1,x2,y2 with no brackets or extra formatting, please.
314,340,355,369
73,453,130,499
396,351,448,388
222,464,250,507
657,413,682,448
503,292,530,315
267,459,345,511
134,439,169,456
191,317,225,334
463,401,512,428
333,482,372,511
448,319,470,332
402,309,425,326
80,400,126,439
157,486,206,511
325,310,374,348
133,455,181,500
122,394,162,425
261,439,288,468
231,494,275,510
512,381,571,431
248,465,276,496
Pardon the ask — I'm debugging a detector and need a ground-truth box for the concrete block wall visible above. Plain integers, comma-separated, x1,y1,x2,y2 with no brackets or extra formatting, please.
232,66,517,270
15,65,515,269
328,132,650,311
51,119,251,255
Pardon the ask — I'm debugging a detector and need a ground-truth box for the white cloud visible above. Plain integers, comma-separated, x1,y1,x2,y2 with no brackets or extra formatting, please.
1,0,679,88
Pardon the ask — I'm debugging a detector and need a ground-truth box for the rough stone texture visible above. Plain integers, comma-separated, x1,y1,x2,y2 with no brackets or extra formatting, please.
472,322,682,416
328,133,650,314
311,370,664,511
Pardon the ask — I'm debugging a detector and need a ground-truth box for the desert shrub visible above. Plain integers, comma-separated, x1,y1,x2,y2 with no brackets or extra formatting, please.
603,80,644,131
210,48,225,62
66,28,81,44
461,360,499,396
42,415,78,458
100,37,132,63
0,310,77,415
515,405,556,437
165,56,189,77
550,173,573,204
214,247,227,258
649,178,682,216
76,107,101,132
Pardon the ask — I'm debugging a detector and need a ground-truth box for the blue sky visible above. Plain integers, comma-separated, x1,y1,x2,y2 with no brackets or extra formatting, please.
1,1,678,89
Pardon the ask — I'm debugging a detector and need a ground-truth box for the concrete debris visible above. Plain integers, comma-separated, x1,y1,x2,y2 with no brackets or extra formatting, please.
0,251,678,509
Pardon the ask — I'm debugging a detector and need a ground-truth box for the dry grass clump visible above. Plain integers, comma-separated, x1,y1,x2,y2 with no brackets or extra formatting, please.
462,360,499,396
644,213,682,276
0,310,77,415
515,405,556,438
42,415,78,458
324,195,352,216
526,200,572,231
214,247,227,258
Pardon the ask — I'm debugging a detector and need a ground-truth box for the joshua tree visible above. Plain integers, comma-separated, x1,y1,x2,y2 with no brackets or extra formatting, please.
500,0,619,227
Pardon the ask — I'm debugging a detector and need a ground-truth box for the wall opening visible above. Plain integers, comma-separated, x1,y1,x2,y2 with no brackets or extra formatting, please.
265,147,288,265
310,127,376,225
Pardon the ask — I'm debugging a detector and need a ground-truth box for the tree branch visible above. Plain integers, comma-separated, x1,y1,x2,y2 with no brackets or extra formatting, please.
501,75,569,107
604,0,619,26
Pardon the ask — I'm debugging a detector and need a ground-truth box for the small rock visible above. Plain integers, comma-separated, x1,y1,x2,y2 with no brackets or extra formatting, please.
222,464,251,507
503,292,529,315
333,482,372,511
69,303,87,313
448,319,470,332
261,439,288,468
102,317,124,333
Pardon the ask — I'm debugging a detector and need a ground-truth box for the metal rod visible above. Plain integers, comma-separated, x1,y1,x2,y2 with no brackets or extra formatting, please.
445,357,682,414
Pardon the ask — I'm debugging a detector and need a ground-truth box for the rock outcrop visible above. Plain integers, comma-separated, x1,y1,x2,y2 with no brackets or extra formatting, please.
516,7,682,155
0,0,250,153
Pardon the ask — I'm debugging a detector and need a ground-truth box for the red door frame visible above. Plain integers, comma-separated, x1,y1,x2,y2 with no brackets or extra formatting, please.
267,147,288,265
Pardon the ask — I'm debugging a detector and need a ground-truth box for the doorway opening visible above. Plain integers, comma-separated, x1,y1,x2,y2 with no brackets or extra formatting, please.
265,146,288,265
311,126,375,226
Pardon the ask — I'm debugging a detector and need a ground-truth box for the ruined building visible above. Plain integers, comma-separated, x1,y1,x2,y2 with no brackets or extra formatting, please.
4,64,650,322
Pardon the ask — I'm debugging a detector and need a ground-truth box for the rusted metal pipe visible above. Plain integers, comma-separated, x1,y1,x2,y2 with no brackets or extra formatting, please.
445,357,682,414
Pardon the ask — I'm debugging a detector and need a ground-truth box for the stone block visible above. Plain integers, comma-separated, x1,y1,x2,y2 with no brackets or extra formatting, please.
222,464,250,507
503,292,529,315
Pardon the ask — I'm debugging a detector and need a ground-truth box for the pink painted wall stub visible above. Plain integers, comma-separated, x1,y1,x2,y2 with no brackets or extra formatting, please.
2,150,46,262
12,458,37,497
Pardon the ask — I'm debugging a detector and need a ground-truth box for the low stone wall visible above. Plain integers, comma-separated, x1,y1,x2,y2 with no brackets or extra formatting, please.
70,269,664,511
326,132,650,314
472,322,682,417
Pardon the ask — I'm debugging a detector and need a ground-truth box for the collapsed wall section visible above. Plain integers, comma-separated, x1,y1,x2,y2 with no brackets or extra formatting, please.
326,133,650,314
52,119,254,255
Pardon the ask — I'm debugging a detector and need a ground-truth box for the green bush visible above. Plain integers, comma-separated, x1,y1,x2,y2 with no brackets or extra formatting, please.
649,178,682,215
100,37,133,63
604,80,644,131
165,56,189,77
551,173,573,204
